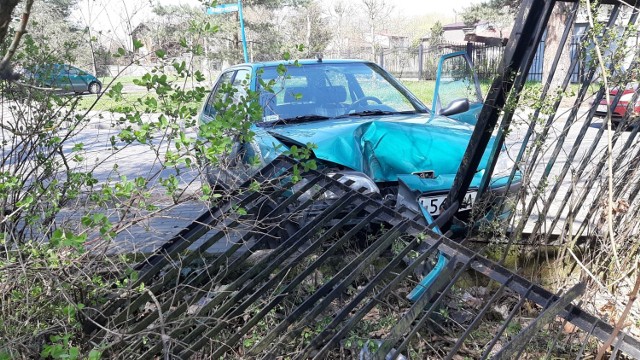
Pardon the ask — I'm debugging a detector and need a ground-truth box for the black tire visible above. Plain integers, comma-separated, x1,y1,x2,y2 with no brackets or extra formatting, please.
88,81,101,94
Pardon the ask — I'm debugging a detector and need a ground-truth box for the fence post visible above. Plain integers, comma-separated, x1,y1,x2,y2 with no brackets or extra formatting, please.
418,43,424,79
379,49,384,68
466,42,474,64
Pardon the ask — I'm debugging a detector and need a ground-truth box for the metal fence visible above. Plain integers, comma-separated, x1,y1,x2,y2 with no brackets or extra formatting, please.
447,1,640,267
85,156,640,359
323,39,588,84
323,42,502,80
83,1,640,357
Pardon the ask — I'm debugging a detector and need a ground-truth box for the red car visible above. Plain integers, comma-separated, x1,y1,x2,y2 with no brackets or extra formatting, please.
595,84,640,124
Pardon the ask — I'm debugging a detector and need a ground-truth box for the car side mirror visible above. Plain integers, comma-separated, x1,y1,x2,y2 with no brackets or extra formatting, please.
440,98,470,116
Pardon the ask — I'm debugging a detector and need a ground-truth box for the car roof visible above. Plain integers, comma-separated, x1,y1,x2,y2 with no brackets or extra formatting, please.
227,59,375,71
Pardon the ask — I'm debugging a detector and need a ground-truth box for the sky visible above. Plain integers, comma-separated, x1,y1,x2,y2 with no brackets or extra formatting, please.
71,0,487,49
73,0,487,29
390,0,484,20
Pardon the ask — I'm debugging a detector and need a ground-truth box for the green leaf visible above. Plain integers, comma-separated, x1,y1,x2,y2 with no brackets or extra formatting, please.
133,38,144,50
88,349,102,360
117,47,125,56
16,195,34,208
155,49,166,59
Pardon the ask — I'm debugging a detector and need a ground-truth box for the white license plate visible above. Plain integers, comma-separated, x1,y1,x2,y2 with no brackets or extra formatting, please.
419,191,477,216
597,104,608,113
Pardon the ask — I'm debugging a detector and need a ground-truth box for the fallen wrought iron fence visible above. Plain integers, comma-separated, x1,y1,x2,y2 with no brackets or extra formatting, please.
84,156,640,359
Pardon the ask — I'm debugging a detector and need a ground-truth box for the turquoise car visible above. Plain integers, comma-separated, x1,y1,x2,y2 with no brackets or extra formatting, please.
26,64,102,94
199,53,520,222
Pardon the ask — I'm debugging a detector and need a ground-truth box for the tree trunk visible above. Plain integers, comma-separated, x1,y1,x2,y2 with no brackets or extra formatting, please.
370,20,375,62
0,0,21,45
306,11,311,56
542,2,573,89
86,0,98,76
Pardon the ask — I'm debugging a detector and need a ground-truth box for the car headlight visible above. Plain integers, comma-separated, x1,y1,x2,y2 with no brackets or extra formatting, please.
327,171,380,196
492,150,516,178
292,171,380,202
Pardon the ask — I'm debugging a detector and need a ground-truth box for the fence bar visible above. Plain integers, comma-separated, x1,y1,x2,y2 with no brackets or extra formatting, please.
510,4,623,240
445,0,556,225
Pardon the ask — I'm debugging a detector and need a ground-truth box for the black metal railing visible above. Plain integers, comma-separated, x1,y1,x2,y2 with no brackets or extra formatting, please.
85,156,640,359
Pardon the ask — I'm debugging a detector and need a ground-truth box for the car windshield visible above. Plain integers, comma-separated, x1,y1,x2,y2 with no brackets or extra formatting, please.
257,62,426,123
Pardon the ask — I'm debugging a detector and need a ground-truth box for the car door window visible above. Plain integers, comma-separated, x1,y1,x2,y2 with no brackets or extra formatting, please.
204,71,234,117
433,53,483,114
231,69,250,103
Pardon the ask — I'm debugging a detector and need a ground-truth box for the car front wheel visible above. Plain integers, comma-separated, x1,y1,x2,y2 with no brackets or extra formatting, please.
88,81,101,94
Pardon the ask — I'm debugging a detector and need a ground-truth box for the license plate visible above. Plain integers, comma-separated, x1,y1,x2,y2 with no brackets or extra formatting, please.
419,191,477,216
597,104,608,113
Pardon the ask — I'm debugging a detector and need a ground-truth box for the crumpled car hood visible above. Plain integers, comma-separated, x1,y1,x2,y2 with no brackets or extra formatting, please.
263,113,492,182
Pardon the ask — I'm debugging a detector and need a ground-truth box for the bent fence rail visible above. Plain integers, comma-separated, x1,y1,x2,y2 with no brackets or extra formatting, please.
85,156,640,358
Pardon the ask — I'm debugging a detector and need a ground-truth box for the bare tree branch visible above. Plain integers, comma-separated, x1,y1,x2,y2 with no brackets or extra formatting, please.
0,0,34,79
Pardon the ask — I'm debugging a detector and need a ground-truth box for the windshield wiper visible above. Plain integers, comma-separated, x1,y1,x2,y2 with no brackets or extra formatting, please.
258,115,330,127
338,110,416,118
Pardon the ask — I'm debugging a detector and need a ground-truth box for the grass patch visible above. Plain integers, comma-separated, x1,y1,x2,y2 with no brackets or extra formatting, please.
401,80,493,106
401,79,594,110
401,80,436,105
76,92,157,112
98,75,140,86
98,74,199,88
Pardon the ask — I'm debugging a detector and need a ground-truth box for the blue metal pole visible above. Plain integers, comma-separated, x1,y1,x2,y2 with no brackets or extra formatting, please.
238,0,249,62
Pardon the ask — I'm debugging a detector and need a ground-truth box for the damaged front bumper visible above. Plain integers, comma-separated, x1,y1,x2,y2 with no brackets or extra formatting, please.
395,172,522,224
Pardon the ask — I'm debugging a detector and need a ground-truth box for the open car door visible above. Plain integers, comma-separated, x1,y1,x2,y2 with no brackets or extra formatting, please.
431,51,483,125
